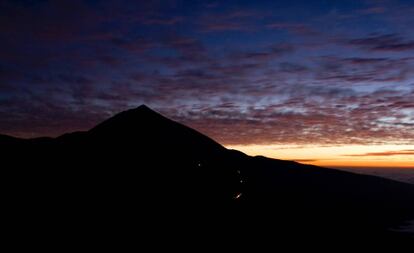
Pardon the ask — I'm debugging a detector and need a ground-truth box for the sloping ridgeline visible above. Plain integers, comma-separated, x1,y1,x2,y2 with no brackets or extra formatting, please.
2,105,414,245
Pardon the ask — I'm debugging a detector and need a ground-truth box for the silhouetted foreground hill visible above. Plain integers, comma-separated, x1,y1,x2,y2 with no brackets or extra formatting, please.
2,105,414,245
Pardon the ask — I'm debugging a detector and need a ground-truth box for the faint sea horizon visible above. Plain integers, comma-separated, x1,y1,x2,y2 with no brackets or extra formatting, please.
331,167,414,184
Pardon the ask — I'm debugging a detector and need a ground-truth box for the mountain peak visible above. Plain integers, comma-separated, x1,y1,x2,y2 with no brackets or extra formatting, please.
125,104,158,116
135,104,153,111
121,104,168,121
89,104,166,134
87,104,225,152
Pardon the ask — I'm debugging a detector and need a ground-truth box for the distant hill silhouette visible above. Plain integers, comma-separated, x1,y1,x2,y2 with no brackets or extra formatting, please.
2,105,414,244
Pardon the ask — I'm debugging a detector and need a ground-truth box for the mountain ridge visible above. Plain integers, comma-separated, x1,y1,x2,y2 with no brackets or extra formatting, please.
2,104,414,242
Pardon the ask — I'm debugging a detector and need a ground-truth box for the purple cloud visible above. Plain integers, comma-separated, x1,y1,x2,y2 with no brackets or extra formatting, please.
348,34,414,51
1,0,414,149
199,9,261,32
266,23,318,36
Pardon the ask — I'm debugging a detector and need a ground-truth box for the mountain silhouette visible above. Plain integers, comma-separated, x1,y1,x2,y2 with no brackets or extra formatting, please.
2,105,414,244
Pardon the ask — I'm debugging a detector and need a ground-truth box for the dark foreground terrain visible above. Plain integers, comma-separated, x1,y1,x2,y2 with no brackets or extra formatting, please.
2,105,414,245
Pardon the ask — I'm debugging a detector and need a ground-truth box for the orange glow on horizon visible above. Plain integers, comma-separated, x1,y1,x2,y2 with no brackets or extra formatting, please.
225,144,414,168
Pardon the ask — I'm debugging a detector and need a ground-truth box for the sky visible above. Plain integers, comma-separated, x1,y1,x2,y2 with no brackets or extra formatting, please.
1,0,414,168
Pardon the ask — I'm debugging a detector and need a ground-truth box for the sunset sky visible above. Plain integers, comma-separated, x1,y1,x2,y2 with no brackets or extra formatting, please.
1,0,414,168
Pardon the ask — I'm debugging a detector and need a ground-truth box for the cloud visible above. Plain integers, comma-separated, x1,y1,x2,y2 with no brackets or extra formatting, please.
1,0,414,148
279,62,308,73
343,150,414,157
357,6,386,15
205,2,220,9
201,22,248,32
151,83,414,146
314,56,414,83
199,9,260,32
141,16,184,26
266,23,318,36
0,92,109,138
348,34,414,51
343,57,389,64
228,44,295,63
112,37,158,53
